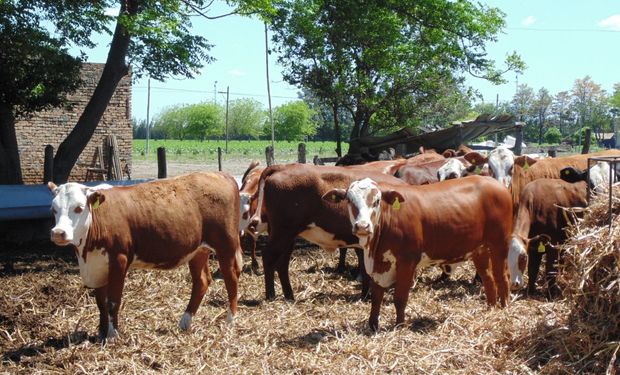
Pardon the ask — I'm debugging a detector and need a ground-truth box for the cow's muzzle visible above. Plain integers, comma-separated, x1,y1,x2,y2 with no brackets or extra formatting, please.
353,221,372,236
50,228,71,246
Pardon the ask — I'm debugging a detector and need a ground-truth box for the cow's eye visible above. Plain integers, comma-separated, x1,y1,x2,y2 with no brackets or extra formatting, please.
74,206,83,214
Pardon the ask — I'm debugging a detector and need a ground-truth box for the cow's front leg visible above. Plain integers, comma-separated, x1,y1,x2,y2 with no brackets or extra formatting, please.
181,251,212,330
354,249,370,300
394,262,415,328
106,253,128,339
368,282,385,331
94,286,109,342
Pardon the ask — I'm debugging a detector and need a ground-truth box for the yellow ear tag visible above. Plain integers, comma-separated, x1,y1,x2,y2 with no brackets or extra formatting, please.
392,198,400,210
523,160,529,172
474,166,481,174
332,194,337,201
537,242,545,253
92,197,100,210
564,169,570,175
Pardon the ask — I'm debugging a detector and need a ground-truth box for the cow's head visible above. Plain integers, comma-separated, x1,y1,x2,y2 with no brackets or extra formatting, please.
508,233,550,289
437,158,467,181
561,162,614,193
239,192,253,233
322,178,404,247
48,182,109,247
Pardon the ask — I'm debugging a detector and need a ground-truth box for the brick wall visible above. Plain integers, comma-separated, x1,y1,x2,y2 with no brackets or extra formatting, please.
15,63,132,184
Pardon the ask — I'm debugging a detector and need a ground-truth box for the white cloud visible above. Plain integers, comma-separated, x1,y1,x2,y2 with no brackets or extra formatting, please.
598,14,620,31
228,69,245,77
522,16,536,27
104,7,119,17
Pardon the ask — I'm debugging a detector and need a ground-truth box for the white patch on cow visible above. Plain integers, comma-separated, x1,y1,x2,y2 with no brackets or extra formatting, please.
488,147,514,188
107,322,118,340
179,312,192,331
370,250,397,288
299,223,348,252
508,237,526,288
437,159,466,181
590,162,615,193
235,246,244,274
239,192,252,232
346,178,381,236
76,247,109,288
226,308,235,324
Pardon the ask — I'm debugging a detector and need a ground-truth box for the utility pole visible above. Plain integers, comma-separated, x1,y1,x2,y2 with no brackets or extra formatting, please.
265,23,275,150
213,80,218,104
146,78,151,154
225,86,229,153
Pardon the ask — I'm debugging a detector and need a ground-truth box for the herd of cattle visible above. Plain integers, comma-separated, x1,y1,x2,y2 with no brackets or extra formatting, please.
47,145,619,339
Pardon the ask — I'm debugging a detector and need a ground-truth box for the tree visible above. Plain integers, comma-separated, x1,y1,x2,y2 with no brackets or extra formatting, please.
267,100,317,141
3,0,272,183
0,1,96,184
532,88,552,144
511,84,535,141
543,127,561,144
152,103,224,140
571,76,608,142
228,98,266,139
551,91,573,136
269,0,524,154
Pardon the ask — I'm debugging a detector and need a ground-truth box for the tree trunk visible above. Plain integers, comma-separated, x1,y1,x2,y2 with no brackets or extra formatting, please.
332,103,342,157
52,2,133,183
538,120,544,145
0,106,23,184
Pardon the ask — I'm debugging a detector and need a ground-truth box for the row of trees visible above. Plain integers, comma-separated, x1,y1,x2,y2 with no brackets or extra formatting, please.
474,77,620,146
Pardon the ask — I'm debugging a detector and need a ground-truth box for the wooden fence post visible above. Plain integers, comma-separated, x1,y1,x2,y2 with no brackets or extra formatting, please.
43,145,54,183
514,124,523,156
581,128,592,154
298,143,306,164
157,147,167,178
265,146,275,166
217,147,222,171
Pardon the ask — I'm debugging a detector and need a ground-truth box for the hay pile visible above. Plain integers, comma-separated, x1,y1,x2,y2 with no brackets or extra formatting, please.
554,187,620,374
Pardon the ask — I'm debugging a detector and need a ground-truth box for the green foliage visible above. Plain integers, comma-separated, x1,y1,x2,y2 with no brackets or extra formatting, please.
572,127,596,145
543,127,561,144
152,102,224,140
228,98,266,139
269,0,523,141
268,100,317,141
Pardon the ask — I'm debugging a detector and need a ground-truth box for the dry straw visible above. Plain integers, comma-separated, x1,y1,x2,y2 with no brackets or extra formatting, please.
1,191,618,374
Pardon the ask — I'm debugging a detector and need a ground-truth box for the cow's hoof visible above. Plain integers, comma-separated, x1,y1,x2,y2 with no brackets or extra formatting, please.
179,312,192,331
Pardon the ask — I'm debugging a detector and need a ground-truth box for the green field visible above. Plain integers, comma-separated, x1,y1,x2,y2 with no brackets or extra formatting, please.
133,139,342,162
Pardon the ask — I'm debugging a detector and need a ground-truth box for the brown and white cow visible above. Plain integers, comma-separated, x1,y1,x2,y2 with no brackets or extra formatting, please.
247,163,407,301
509,178,587,297
323,176,513,330
48,172,243,340
239,160,266,274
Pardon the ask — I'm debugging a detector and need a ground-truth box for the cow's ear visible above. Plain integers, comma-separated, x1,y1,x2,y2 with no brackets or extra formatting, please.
87,191,106,209
381,190,406,207
322,189,347,203
47,182,58,195
442,149,456,158
514,155,537,169
463,151,487,166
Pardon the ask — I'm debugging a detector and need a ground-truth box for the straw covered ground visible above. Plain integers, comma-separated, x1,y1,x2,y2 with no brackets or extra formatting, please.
1,192,619,374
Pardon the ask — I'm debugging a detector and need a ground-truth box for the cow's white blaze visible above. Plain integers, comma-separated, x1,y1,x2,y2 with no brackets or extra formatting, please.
437,159,466,181
590,162,615,193
488,147,514,188
371,249,397,288
77,247,109,288
508,237,526,288
299,223,348,252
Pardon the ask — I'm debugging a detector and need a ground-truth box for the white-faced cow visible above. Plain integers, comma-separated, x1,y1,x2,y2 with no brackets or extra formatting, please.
246,163,407,301
509,178,587,297
323,176,513,330
48,172,243,340
560,161,617,193
239,160,266,274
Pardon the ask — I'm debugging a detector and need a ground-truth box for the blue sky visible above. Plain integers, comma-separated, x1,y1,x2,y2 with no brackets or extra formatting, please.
82,1,620,122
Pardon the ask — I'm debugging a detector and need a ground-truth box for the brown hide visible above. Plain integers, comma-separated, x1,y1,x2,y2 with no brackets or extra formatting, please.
510,149,620,209
364,176,512,329
88,172,240,265
512,178,587,295
256,163,407,300
397,157,470,185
